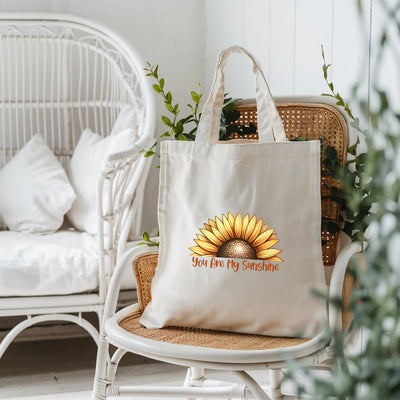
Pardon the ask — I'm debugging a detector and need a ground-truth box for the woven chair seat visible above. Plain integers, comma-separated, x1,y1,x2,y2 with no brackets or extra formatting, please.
119,310,309,351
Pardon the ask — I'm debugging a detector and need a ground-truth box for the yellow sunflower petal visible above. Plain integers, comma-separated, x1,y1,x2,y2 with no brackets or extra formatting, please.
247,218,263,243
252,228,274,247
189,246,210,256
194,239,219,253
257,248,282,259
234,212,243,238
196,233,209,242
244,215,257,240
211,226,225,242
200,228,222,245
260,223,269,233
255,239,279,252
208,219,217,229
215,216,230,240
269,233,277,240
222,214,234,238
241,213,250,239
227,212,235,230
203,223,213,232
268,256,283,262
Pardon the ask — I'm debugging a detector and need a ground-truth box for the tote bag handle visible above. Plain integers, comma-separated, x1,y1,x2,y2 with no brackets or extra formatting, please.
196,45,287,144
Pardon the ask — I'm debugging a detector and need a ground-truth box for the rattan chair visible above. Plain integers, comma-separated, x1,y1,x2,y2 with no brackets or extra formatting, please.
92,97,361,400
0,13,155,360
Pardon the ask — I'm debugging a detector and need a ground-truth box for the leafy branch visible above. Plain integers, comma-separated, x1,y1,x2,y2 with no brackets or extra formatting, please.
145,62,203,142
137,231,159,247
320,46,372,243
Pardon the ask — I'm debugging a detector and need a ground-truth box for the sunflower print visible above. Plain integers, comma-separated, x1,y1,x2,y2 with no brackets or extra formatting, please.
189,212,283,262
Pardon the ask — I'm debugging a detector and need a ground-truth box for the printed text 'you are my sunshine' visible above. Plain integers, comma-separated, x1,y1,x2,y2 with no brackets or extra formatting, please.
192,257,280,272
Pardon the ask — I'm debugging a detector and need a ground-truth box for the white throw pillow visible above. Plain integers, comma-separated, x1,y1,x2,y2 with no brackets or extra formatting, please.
0,134,76,234
110,104,138,137
67,127,136,234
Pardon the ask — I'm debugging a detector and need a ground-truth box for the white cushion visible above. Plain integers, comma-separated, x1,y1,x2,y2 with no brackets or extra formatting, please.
0,134,76,234
110,104,138,136
0,230,98,296
0,230,138,296
67,126,138,234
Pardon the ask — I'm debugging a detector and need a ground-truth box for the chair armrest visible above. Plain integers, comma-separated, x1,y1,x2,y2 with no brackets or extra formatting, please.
328,241,363,333
102,244,158,331
96,145,153,301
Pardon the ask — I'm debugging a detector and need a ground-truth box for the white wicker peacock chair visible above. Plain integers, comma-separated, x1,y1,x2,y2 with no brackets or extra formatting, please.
0,13,155,360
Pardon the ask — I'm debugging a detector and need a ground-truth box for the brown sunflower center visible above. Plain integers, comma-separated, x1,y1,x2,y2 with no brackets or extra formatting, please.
216,238,256,259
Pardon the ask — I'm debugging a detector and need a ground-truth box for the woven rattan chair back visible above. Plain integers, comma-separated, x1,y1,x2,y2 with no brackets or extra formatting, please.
233,102,348,267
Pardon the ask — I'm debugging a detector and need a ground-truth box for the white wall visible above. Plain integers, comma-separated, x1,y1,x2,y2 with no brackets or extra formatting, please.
204,0,371,100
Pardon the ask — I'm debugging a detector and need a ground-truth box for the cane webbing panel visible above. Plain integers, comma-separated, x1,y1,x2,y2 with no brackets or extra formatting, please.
231,103,348,267
341,255,364,331
132,252,159,313
119,310,309,351
342,272,354,331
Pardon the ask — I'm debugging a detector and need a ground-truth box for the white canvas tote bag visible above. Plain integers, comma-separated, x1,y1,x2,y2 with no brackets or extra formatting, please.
140,46,328,338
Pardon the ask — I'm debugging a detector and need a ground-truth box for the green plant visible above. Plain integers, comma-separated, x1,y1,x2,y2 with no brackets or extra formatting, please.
320,46,373,243
144,63,203,143
287,1,400,398
143,63,256,148
291,47,373,244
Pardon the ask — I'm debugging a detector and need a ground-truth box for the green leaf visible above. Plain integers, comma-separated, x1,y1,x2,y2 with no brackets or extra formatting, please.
223,101,236,111
378,89,389,111
144,150,155,157
323,63,331,79
166,91,172,103
326,221,339,234
224,109,240,123
174,120,184,134
350,117,360,129
325,145,338,161
152,84,161,93
348,142,357,156
165,103,174,113
159,78,165,89
177,134,188,141
143,231,150,241
191,91,200,103
160,132,171,137
161,115,173,127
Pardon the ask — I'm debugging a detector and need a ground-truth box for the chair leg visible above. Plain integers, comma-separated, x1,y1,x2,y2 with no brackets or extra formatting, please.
184,367,205,400
233,371,270,400
269,369,282,400
92,336,111,400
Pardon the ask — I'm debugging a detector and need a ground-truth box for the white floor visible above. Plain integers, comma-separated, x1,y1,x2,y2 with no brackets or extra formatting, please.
0,335,323,400
0,336,188,400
